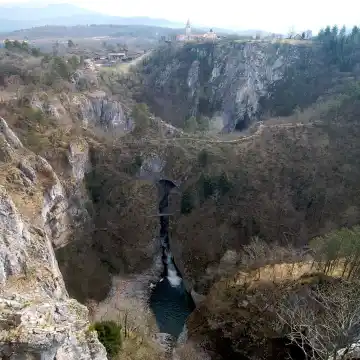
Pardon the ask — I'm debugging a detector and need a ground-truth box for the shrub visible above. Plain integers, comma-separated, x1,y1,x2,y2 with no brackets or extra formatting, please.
0,63,23,78
197,149,209,167
85,169,107,204
196,172,234,203
133,154,143,169
183,116,198,132
217,171,232,195
310,226,360,278
181,189,195,214
124,155,143,175
92,321,122,358
24,108,45,124
31,47,41,57
131,103,151,136
51,56,72,80
198,173,216,201
68,55,80,71
197,115,210,131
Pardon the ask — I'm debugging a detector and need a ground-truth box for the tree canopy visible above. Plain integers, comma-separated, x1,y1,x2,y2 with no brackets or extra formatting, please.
316,24,360,71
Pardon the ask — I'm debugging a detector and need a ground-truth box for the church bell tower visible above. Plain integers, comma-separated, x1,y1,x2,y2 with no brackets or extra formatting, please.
185,19,191,37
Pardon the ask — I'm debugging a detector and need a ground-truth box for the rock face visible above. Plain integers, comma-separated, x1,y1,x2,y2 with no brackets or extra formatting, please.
0,117,107,359
72,91,132,131
0,296,106,360
140,42,326,131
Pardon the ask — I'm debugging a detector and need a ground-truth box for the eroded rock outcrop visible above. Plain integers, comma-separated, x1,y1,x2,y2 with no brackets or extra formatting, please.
140,41,326,131
72,91,132,130
0,117,107,359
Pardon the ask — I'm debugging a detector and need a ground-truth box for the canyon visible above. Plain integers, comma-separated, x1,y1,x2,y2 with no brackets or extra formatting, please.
1,36,360,360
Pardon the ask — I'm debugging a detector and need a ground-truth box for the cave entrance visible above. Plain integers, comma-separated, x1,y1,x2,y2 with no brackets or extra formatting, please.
235,112,251,131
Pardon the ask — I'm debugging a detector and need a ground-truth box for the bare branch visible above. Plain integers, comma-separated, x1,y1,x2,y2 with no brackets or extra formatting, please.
273,280,360,360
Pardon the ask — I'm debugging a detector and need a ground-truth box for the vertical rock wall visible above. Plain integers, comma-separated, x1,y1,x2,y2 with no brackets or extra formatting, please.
0,117,107,359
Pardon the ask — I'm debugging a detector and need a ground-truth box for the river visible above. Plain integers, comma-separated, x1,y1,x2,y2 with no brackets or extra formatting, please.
149,179,196,338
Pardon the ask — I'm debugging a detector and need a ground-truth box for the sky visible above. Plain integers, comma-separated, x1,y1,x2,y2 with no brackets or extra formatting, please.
0,0,360,34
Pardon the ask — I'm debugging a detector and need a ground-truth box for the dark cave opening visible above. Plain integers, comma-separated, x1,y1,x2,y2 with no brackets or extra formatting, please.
235,113,251,131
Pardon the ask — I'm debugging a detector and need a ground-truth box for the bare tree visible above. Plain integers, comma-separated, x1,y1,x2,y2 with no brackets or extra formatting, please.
241,236,307,269
274,280,360,360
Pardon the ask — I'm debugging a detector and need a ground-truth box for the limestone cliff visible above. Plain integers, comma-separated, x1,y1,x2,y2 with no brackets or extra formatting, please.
71,91,132,131
0,117,107,359
15,89,131,131
140,41,328,131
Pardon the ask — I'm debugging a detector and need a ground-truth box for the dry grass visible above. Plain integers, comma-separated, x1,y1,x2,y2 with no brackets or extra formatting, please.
0,162,44,222
173,342,210,360
119,337,166,360
229,260,349,290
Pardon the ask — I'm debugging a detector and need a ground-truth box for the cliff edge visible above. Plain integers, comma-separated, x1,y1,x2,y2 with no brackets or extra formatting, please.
0,117,107,359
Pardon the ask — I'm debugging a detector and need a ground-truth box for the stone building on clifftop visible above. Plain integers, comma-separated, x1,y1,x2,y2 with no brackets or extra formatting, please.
176,19,218,42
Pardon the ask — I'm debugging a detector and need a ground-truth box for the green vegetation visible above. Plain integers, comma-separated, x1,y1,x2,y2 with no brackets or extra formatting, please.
23,107,45,124
198,173,216,201
183,116,198,133
316,25,360,71
181,189,195,215
4,39,42,57
183,116,211,133
47,55,81,83
86,169,108,204
197,172,233,202
124,154,143,175
187,231,360,360
311,226,360,278
68,39,75,48
4,23,360,360
217,171,232,195
0,43,87,93
197,115,210,132
131,103,151,136
92,321,122,358
197,149,209,167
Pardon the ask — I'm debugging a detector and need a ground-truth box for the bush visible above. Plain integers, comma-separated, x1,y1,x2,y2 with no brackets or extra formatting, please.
184,116,210,133
198,173,216,201
31,47,41,57
51,56,72,80
196,172,233,203
24,108,45,124
310,226,360,278
197,115,210,131
85,169,107,204
131,103,151,136
68,55,80,71
133,154,143,169
183,116,198,132
197,149,209,167
217,171,232,195
124,154,143,175
92,321,122,358
181,189,195,214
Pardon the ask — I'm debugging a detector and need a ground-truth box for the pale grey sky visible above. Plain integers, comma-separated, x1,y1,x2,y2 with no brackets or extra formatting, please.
1,0,359,34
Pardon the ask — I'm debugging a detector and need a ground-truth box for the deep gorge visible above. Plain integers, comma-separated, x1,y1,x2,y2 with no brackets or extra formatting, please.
149,179,195,338
3,34,360,360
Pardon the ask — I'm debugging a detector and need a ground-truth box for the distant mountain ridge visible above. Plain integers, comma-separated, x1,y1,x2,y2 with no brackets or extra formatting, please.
0,2,269,35
0,3,184,32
